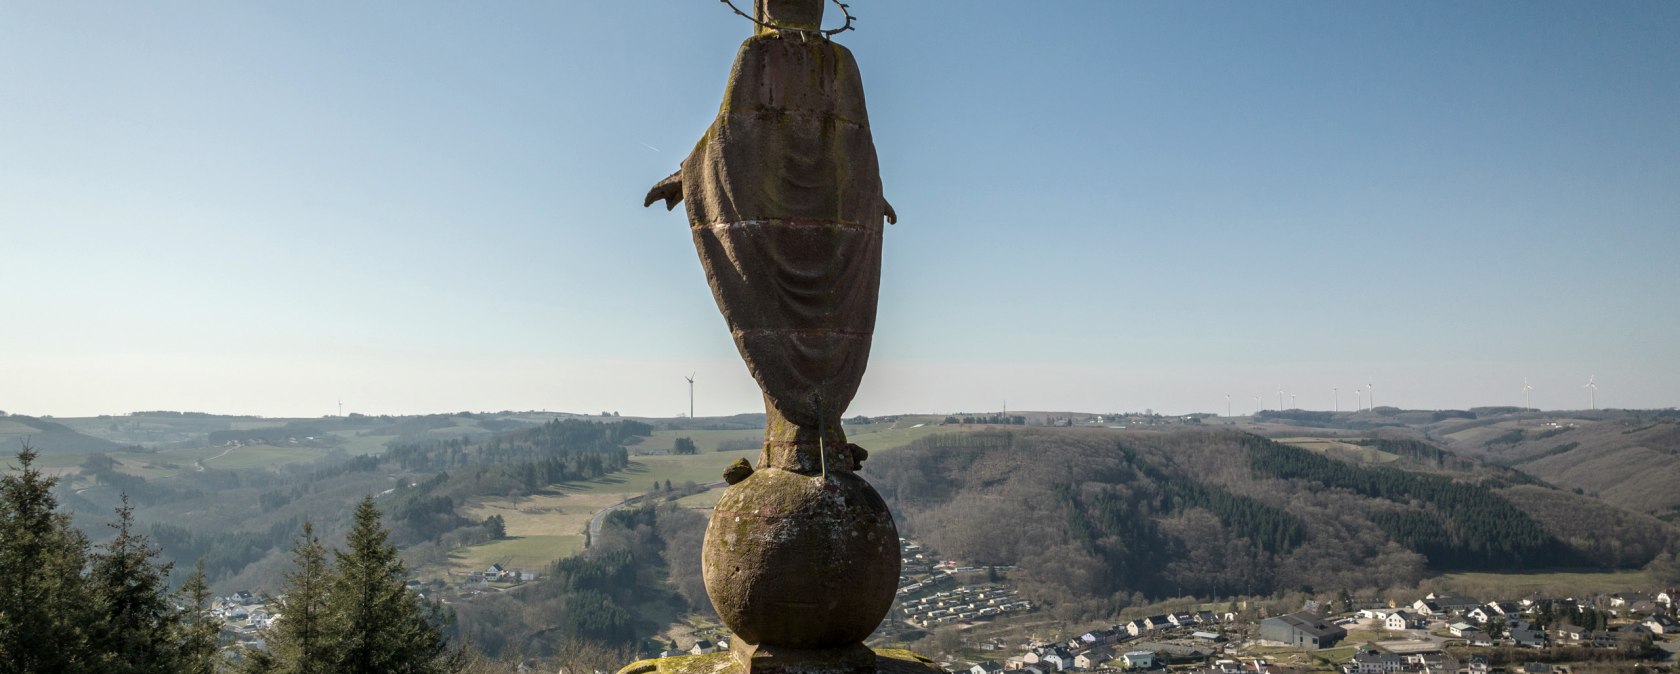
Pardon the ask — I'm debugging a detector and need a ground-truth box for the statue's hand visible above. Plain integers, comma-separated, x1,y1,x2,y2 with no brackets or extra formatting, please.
884,200,898,225
643,171,684,211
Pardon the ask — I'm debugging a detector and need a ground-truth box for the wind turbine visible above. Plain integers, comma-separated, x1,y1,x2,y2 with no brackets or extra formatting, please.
685,372,696,419
1354,388,1363,411
1585,375,1598,411
1254,396,1261,415
1367,382,1374,409
1523,378,1533,411
1277,385,1285,411
1290,393,1297,409
1226,394,1232,418
1333,387,1340,412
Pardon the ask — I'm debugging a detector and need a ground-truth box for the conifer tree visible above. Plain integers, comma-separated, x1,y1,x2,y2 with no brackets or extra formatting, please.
176,559,224,674
328,496,463,674
0,445,95,673
271,520,335,674
89,494,181,674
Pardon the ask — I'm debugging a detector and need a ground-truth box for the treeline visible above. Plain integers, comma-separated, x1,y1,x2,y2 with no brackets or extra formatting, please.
150,516,303,583
4,445,469,673
942,415,1027,426
386,418,646,473
240,498,465,674
0,447,221,673
1245,436,1579,569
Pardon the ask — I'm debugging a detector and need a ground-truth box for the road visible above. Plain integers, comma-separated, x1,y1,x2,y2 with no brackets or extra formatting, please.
585,480,726,548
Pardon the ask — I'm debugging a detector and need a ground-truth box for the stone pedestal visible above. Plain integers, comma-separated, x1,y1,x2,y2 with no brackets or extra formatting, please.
615,648,944,674
702,467,900,650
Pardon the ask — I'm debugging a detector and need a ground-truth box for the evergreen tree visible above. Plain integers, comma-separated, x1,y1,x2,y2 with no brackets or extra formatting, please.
328,497,463,674
0,445,95,673
270,521,334,674
175,559,224,674
89,494,181,674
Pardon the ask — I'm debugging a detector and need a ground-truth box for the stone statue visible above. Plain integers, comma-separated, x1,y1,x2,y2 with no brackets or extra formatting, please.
631,2,925,674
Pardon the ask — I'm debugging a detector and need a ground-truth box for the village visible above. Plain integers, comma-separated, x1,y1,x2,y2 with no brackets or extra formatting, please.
923,585,1676,674
857,539,1677,674
196,535,1678,674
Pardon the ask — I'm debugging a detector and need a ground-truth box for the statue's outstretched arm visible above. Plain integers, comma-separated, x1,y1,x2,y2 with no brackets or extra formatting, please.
884,199,897,225
644,170,684,211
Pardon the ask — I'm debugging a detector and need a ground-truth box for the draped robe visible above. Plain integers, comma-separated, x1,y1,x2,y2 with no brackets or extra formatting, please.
679,32,887,435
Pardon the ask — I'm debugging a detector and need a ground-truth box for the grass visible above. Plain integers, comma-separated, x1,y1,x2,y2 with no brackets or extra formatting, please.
0,418,42,440
336,433,398,455
462,490,620,537
637,429,763,454
447,534,583,574
561,452,756,495
6,451,86,470
446,490,627,577
672,489,725,509
174,444,328,470
1318,646,1358,662
843,419,951,453
1344,628,1412,642
1429,569,1651,598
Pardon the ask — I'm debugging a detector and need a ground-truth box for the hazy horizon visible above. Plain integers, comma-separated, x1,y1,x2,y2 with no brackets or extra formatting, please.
5,2,1677,419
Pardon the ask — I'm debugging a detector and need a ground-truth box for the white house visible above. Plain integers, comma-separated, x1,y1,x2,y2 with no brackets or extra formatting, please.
1642,616,1678,635
1385,611,1415,631
1448,623,1481,638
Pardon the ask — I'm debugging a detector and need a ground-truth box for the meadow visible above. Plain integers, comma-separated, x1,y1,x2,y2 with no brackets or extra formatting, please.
1427,569,1651,598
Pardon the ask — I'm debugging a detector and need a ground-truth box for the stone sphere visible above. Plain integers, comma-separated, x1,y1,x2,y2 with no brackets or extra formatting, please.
702,467,900,649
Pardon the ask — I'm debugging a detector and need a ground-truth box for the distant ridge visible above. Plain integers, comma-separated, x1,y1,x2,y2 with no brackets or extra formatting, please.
0,414,124,454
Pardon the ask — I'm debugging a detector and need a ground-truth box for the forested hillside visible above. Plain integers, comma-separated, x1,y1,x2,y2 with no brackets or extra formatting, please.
41,417,649,592
1440,414,1680,519
862,427,1680,621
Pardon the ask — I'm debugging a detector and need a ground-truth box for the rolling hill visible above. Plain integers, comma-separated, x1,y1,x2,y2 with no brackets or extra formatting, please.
861,425,1680,621
1431,411,1680,519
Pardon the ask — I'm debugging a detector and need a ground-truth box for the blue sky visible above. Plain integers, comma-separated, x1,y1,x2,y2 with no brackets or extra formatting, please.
3,1,1677,418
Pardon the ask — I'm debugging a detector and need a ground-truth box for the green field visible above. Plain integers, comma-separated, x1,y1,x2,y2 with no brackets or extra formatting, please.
447,534,584,576
841,419,949,453
561,451,756,495
636,429,763,454
0,418,43,440
6,451,86,470
336,433,398,455
1430,569,1651,598
194,444,331,470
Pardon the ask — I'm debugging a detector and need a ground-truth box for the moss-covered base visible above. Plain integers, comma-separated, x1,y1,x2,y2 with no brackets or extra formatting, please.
615,648,942,674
